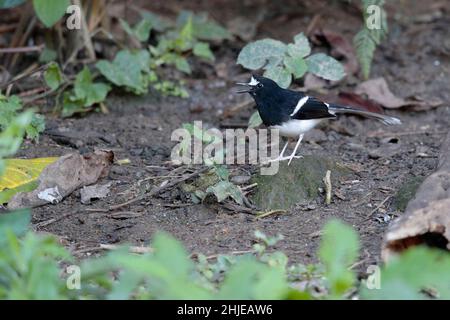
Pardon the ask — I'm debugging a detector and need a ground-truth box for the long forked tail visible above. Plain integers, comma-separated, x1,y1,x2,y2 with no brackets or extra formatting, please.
328,105,402,126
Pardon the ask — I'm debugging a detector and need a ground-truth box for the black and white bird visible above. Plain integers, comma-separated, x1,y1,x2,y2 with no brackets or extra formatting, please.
237,75,401,165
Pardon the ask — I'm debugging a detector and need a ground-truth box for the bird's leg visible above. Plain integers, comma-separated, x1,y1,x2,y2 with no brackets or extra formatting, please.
287,134,304,166
268,140,289,163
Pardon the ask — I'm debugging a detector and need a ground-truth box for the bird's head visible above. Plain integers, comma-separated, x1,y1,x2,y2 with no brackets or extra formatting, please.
236,75,281,98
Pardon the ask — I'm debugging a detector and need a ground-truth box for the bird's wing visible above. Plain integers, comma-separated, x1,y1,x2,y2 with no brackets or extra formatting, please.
289,96,336,120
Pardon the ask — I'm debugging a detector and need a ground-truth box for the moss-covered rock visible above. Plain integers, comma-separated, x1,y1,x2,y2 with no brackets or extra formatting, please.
394,176,425,212
251,155,350,210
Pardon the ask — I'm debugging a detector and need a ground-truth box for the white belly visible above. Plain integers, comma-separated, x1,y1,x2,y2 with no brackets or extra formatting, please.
271,119,322,138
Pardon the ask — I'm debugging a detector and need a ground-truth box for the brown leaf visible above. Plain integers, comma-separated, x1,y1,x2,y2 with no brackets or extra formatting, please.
338,91,384,114
355,77,407,109
312,28,359,75
8,150,114,209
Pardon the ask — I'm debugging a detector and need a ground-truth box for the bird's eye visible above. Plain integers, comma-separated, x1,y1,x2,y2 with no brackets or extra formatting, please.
257,83,263,88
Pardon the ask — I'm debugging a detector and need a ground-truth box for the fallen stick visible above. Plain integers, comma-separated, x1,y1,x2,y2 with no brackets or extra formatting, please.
108,166,209,211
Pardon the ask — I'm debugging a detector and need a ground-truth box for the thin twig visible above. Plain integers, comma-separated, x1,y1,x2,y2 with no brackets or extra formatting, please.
108,167,209,211
368,195,392,218
255,209,286,220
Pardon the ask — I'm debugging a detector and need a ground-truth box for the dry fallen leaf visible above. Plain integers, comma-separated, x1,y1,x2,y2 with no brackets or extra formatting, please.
355,77,407,109
8,150,114,209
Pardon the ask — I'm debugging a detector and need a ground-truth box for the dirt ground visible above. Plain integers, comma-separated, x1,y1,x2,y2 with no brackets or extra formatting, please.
19,0,450,270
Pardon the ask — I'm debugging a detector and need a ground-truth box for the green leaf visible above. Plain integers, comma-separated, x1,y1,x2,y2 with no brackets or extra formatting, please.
193,42,214,61
0,0,25,8
319,220,359,298
26,113,45,139
284,56,307,79
248,111,263,128
174,56,191,74
206,180,243,205
74,67,110,107
120,19,152,42
263,66,292,88
32,0,69,27
361,247,450,300
39,47,57,63
306,53,346,81
96,49,151,94
44,63,63,90
287,32,311,58
176,10,231,41
152,232,191,278
0,210,30,244
353,28,376,80
237,39,287,70
218,258,288,299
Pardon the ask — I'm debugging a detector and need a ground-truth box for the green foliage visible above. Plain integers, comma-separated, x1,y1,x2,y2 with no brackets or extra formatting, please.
120,19,152,42
179,123,244,205
62,67,111,117
44,62,64,91
353,0,388,79
32,0,69,27
0,210,449,300
319,220,359,298
0,95,45,140
361,247,450,299
238,33,345,88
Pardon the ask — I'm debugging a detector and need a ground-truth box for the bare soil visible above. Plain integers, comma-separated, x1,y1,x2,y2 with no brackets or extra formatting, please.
19,0,450,270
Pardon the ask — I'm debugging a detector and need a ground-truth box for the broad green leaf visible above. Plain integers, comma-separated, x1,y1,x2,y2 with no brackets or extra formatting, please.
237,39,287,70
152,232,191,279
44,62,63,90
248,111,263,128
361,247,450,300
287,32,311,58
120,19,152,42
0,210,30,244
218,258,288,299
193,42,214,61
174,56,191,74
96,49,151,94
284,56,307,79
176,10,231,41
306,53,346,81
32,0,69,27
206,180,243,205
319,220,359,298
263,66,292,88
74,67,110,107
61,92,85,118
0,0,25,8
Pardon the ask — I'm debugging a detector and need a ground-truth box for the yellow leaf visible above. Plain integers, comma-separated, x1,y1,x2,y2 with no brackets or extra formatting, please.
0,157,59,191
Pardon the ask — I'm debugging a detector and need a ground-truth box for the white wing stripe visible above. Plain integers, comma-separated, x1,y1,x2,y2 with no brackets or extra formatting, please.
290,96,309,117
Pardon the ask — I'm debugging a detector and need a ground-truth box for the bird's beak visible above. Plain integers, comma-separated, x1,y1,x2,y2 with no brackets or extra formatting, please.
235,82,254,94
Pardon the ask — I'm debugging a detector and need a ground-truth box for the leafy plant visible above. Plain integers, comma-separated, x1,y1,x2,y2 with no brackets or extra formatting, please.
353,0,388,79
61,67,110,117
149,11,225,75
0,95,45,140
238,33,345,88
179,123,244,205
